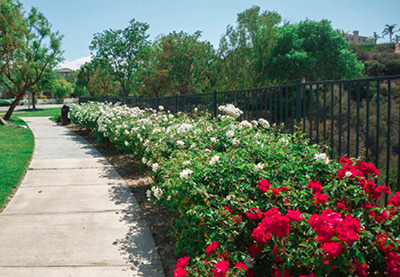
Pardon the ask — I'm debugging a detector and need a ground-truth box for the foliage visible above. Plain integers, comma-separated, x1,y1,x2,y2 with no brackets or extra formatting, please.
0,119,33,210
350,44,400,77
75,60,121,97
364,60,386,77
89,19,151,101
215,7,363,89
270,20,364,82
382,24,398,43
369,51,400,76
138,31,216,96
28,68,59,109
53,78,73,100
216,6,281,90
0,98,27,106
71,102,400,276
0,0,26,76
0,5,63,120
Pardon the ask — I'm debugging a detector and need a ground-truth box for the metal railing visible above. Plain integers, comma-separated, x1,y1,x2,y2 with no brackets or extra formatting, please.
79,75,400,193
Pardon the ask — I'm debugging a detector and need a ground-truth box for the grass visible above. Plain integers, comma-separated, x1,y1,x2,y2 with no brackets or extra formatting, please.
0,118,34,210
0,107,62,122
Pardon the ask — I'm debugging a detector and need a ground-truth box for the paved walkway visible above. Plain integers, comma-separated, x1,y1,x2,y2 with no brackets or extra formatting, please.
0,117,164,276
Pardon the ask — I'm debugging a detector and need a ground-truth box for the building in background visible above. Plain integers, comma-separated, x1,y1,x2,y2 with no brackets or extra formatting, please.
58,68,72,82
344,31,376,45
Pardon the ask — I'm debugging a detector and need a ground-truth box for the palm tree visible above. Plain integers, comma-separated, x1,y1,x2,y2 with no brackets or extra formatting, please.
382,24,398,42
394,35,400,44
373,32,381,43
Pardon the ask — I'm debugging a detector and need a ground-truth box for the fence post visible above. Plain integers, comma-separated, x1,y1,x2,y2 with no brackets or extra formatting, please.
213,90,217,118
296,79,302,125
175,93,178,114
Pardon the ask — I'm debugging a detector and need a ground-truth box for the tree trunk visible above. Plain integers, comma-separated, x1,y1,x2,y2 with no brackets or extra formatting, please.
4,92,25,120
32,91,36,110
124,90,128,104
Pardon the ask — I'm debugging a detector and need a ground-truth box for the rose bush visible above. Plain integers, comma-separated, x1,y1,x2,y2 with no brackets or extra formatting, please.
71,102,400,276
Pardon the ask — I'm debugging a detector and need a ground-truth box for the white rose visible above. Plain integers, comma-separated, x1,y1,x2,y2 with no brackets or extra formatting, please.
209,155,220,166
179,169,193,179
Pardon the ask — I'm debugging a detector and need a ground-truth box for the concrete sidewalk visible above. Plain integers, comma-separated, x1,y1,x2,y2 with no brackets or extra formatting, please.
0,117,164,276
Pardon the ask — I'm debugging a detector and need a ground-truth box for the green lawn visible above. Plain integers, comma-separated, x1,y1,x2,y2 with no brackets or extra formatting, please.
0,107,61,122
0,117,34,210
2,107,61,117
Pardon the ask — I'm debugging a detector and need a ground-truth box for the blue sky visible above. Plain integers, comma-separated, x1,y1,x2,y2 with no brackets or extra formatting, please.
19,0,400,70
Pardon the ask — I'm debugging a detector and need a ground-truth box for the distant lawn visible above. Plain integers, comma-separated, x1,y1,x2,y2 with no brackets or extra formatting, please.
0,107,61,121
13,107,61,117
0,118,34,210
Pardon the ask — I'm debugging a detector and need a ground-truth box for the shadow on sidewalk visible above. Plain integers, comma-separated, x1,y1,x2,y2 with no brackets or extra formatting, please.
100,166,164,275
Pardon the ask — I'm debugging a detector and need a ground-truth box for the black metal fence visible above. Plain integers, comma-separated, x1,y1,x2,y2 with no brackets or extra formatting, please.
79,75,400,192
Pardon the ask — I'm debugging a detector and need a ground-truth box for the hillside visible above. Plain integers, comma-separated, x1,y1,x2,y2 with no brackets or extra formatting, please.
350,43,400,76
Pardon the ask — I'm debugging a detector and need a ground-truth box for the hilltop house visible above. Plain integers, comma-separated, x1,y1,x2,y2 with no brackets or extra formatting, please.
344,31,376,45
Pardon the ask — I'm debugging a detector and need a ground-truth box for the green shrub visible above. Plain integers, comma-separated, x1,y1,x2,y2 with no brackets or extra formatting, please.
71,102,400,276
0,99,28,106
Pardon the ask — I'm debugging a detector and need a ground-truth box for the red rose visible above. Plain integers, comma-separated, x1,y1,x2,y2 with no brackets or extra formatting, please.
257,179,271,192
213,260,230,277
286,209,303,222
273,268,290,277
251,226,272,243
263,213,290,238
271,187,283,196
234,262,248,272
307,180,323,193
223,206,233,215
322,242,343,258
354,261,367,277
233,214,242,223
176,256,190,269
389,192,400,207
312,192,329,205
248,243,262,257
336,202,347,211
246,207,262,220
340,156,353,165
205,241,219,256
355,161,379,177
173,268,187,277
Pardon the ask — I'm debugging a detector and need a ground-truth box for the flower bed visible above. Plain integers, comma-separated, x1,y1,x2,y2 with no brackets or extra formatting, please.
71,102,400,277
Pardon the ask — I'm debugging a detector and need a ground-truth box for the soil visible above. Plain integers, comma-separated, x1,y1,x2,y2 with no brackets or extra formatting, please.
65,125,177,277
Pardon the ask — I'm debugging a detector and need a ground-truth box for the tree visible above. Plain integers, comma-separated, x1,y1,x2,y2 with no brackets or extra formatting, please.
373,32,381,43
270,19,364,82
217,6,281,89
89,19,151,102
28,68,58,109
75,60,120,97
136,44,170,97
0,6,63,120
382,24,398,43
149,31,215,95
364,60,385,77
53,77,72,100
75,62,94,96
0,0,26,76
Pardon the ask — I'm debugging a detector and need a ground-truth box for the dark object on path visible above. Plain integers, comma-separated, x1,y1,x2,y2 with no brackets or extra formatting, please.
61,105,70,125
